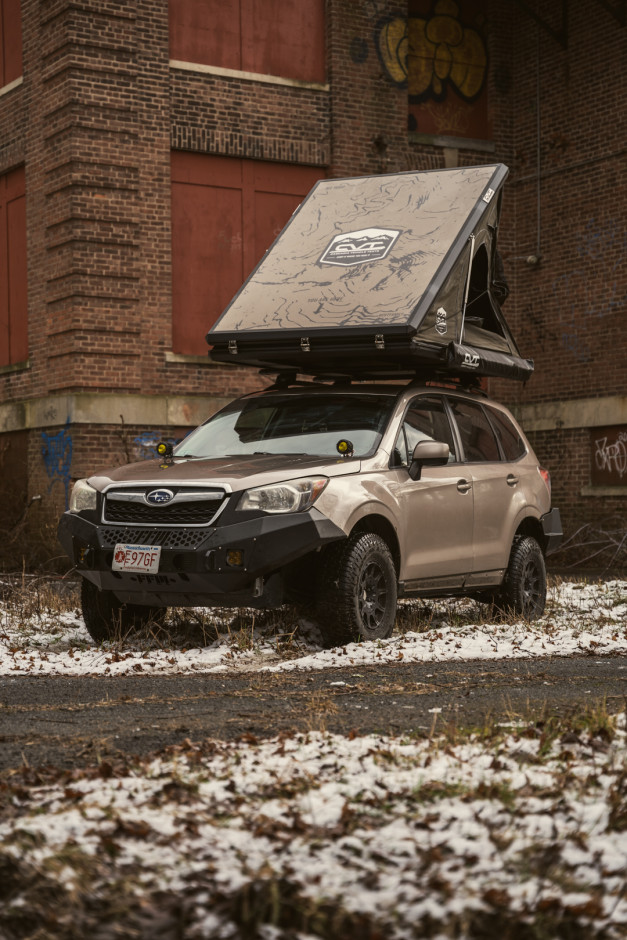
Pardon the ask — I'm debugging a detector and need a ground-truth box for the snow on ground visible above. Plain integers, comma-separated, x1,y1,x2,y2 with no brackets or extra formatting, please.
1,578,626,936
0,579,625,677
1,715,626,937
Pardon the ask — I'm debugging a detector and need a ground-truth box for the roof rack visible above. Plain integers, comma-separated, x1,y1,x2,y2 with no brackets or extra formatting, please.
261,367,488,394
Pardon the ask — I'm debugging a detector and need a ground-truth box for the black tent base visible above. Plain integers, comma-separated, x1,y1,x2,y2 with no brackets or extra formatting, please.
209,334,534,384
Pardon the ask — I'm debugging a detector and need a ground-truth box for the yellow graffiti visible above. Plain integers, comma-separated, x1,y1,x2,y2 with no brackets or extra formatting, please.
377,17,408,85
377,1,487,102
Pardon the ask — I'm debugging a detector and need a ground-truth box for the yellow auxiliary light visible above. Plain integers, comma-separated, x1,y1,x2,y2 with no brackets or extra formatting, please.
336,439,354,457
157,441,173,458
226,550,244,567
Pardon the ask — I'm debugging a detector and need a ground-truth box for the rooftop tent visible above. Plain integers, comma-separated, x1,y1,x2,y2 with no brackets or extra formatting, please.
207,164,534,382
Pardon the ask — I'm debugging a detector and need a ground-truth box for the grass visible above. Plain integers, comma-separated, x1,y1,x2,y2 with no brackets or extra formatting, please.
1,703,626,940
0,572,79,623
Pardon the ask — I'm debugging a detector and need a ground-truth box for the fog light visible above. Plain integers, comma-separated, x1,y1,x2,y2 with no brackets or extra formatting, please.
226,550,244,567
77,546,93,567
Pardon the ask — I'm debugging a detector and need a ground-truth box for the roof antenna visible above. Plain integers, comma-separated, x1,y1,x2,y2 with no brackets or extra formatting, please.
458,233,475,345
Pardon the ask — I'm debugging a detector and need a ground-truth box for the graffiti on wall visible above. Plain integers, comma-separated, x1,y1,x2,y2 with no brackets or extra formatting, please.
41,419,73,509
591,427,627,487
376,0,490,140
132,432,180,461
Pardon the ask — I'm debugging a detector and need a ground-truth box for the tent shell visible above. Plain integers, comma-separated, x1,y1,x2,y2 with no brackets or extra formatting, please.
207,163,533,383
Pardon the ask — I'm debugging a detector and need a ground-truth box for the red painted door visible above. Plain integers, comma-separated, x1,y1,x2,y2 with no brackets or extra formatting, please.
171,153,323,355
169,0,242,71
0,166,27,366
168,0,325,83
0,0,23,85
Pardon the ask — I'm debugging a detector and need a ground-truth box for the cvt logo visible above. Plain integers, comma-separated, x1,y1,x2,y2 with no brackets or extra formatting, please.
319,228,401,267
463,352,480,369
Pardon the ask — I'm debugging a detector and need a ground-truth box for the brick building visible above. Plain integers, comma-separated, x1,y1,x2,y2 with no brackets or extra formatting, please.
0,0,625,565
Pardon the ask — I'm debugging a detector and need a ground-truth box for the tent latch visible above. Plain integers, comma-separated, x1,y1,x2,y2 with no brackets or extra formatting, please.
300,337,311,352
375,334,385,350
228,340,238,354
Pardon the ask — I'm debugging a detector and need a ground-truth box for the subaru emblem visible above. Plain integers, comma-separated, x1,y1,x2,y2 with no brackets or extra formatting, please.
146,488,174,505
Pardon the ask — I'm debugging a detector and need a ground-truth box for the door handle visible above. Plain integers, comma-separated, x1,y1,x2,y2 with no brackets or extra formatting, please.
457,479,472,494
506,474,519,486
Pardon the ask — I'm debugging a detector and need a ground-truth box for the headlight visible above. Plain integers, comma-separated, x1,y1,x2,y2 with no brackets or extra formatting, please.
237,477,328,514
69,479,97,513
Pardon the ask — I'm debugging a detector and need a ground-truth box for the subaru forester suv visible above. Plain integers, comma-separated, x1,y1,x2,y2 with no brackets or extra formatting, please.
58,380,562,646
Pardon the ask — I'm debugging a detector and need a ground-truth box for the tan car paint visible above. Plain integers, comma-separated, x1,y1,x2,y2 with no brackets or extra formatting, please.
390,464,474,582
86,383,550,596
89,451,360,495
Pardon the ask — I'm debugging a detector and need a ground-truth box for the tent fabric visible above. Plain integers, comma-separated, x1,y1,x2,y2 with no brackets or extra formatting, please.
207,163,534,383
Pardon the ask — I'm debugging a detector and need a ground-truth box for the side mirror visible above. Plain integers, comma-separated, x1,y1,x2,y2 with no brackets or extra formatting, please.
408,440,450,481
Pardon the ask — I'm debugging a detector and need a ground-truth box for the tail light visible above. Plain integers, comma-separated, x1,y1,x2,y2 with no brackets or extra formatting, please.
538,466,551,499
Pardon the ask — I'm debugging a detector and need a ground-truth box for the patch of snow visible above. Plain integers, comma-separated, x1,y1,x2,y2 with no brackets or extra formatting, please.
2,716,626,937
0,580,624,677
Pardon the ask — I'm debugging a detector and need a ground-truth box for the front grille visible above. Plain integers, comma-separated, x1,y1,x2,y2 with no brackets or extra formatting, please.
103,487,227,527
105,500,221,525
100,526,208,551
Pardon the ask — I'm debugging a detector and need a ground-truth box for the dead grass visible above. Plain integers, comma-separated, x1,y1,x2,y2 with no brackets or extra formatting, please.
0,573,79,622
1,702,626,940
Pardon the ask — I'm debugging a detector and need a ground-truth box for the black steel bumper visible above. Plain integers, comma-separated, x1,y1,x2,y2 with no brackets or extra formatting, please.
541,508,563,555
57,509,345,607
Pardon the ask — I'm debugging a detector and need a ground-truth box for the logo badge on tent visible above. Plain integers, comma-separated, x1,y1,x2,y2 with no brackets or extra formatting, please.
319,228,401,267
435,307,448,335
463,352,480,368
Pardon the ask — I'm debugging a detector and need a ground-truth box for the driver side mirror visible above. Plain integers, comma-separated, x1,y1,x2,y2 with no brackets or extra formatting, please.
408,440,450,481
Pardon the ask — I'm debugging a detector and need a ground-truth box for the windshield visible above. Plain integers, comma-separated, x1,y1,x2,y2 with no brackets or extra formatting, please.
175,394,396,459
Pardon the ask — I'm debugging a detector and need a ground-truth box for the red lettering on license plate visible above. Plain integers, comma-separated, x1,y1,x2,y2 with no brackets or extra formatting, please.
112,543,161,574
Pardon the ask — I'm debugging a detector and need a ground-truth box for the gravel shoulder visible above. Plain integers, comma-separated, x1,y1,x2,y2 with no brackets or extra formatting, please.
2,655,626,775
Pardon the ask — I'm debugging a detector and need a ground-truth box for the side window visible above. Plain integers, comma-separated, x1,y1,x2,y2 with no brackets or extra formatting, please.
393,397,457,466
449,399,500,462
486,407,527,461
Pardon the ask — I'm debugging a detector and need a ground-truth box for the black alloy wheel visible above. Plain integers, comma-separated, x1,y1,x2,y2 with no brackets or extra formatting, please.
501,535,547,620
357,558,390,634
317,532,398,646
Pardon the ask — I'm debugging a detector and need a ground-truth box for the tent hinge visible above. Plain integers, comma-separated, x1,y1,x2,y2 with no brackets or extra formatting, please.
375,333,385,350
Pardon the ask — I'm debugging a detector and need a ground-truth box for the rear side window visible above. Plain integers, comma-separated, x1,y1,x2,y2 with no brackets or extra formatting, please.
449,399,500,462
394,396,457,466
486,406,527,461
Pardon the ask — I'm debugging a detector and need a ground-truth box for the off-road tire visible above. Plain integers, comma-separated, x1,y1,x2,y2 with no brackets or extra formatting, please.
81,578,166,643
316,532,397,647
500,535,547,620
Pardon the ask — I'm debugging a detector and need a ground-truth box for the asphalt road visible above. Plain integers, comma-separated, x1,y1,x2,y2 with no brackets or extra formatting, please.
1,656,626,775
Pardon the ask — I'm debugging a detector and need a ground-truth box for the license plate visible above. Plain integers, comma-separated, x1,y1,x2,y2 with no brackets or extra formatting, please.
112,543,161,574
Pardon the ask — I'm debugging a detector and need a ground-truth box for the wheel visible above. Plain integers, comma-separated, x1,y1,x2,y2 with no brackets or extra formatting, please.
81,578,166,643
316,532,397,646
500,536,547,620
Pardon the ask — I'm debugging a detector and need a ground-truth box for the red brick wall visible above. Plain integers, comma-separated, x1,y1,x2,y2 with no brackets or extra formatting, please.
0,0,624,559
490,1,626,408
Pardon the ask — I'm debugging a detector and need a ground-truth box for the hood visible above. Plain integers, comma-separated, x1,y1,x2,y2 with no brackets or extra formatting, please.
207,164,533,382
88,452,361,493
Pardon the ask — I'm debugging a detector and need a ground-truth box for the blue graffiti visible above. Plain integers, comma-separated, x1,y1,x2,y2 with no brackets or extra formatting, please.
133,432,178,460
41,418,73,509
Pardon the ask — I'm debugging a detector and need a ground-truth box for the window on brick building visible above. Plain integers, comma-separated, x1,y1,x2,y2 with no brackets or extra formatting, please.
0,0,23,86
0,166,27,366
169,0,325,84
170,152,323,355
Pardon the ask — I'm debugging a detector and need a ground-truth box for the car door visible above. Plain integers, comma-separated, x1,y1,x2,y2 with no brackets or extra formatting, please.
447,397,526,581
391,395,474,587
